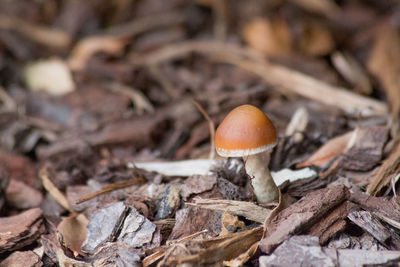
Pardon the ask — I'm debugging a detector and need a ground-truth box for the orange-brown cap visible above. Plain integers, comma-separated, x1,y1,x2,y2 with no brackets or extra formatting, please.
215,104,277,157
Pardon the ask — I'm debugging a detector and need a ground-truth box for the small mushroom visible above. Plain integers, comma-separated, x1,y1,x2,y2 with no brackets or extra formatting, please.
215,104,278,204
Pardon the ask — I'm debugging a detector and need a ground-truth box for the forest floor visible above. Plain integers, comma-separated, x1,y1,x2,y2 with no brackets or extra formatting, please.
0,0,400,266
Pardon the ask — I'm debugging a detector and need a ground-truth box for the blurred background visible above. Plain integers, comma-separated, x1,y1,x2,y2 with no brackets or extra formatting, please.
0,0,397,172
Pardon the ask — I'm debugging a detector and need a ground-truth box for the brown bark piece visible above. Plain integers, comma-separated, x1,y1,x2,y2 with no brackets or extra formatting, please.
0,208,44,253
37,117,157,158
0,250,41,267
6,179,43,209
0,151,36,187
341,126,388,171
350,192,400,223
367,141,400,196
348,211,390,243
308,202,349,244
168,206,223,240
189,198,271,223
336,249,400,266
155,184,181,220
259,236,336,267
259,185,350,253
348,210,400,249
181,174,216,201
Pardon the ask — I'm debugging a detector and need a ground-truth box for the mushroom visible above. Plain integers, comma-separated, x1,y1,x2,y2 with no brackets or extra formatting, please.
215,104,278,204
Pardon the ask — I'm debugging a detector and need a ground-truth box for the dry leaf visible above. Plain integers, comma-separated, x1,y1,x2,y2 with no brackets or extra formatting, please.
162,226,263,265
24,58,75,96
242,17,291,56
297,130,355,168
57,213,88,257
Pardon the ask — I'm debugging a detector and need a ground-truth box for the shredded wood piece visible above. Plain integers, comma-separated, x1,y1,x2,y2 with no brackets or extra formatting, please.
367,141,400,195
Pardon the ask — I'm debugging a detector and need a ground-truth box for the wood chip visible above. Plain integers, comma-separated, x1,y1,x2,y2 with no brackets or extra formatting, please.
81,202,128,254
5,179,43,209
188,198,270,223
259,235,336,267
367,141,400,195
336,249,400,266
0,250,41,267
181,175,217,200
308,202,349,244
350,192,400,225
0,208,44,253
347,210,400,249
341,125,388,171
259,185,349,253
168,206,223,240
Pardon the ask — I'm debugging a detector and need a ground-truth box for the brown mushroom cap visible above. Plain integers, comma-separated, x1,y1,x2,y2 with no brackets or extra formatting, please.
215,104,277,157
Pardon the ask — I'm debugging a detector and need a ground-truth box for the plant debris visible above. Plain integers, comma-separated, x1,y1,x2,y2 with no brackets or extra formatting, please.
0,0,399,265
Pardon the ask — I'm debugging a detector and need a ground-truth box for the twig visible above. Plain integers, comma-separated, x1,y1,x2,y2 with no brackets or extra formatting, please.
75,176,146,204
192,100,216,159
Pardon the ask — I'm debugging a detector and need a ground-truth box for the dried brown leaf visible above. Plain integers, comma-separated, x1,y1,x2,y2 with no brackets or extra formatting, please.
162,226,263,266
57,213,88,257
297,130,354,168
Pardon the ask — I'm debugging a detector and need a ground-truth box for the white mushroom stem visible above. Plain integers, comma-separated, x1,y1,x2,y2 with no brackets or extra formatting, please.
244,152,278,204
